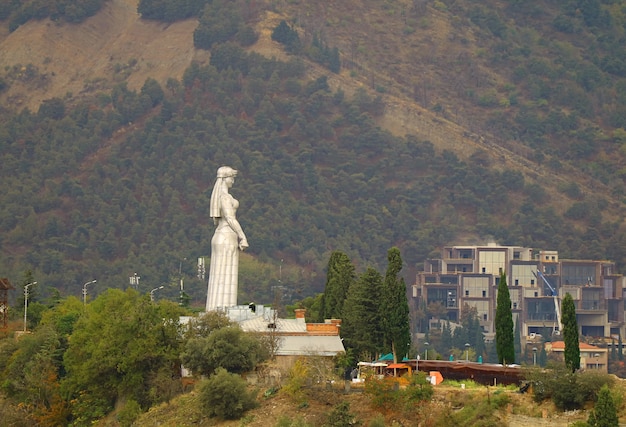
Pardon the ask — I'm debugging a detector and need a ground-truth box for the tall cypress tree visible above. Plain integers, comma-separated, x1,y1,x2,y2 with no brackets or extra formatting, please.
342,267,384,359
441,321,453,355
319,251,355,322
514,317,522,363
495,272,515,364
562,292,580,372
381,247,411,362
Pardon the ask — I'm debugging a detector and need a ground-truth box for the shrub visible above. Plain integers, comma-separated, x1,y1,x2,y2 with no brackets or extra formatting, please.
404,372,434,402
117,399,142,427
322,401,362,427
368,414,386,427
198,368,257,420
365,373,434,413
525,365,614,411
365,378,402,412
282,359,309,403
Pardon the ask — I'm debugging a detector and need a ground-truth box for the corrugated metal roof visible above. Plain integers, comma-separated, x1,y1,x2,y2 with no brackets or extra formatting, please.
275,335,345,357
240,316,307,334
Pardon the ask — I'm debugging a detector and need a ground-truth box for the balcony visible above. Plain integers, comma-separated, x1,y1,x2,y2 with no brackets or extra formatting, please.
526,312,559,322
579,300,605,311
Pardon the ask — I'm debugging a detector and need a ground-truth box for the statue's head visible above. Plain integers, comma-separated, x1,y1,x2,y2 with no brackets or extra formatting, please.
216,166,237,179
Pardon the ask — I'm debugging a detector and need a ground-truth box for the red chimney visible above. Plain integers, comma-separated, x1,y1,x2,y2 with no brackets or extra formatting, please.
294,308,306,320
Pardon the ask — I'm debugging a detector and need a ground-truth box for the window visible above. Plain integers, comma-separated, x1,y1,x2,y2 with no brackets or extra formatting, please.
483,314,488,320
482,267,486,273
465,290,469,296
531,280,535,285
515,279,519,286
482,290,486,297
534,292,538,297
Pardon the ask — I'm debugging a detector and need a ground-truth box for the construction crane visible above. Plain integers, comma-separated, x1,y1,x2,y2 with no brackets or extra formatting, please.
533,270,562,335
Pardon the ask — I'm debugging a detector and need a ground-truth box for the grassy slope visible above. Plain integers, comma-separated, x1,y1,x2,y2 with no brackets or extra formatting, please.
129,381,599,427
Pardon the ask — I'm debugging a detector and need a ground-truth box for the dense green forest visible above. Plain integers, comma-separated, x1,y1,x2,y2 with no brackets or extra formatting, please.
1,0,626,307
1,44,625,306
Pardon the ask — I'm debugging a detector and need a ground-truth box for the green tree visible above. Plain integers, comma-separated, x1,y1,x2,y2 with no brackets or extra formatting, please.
271,20,301,54
319,250,355,321
181,325,267,376
61,289,185,423
441,321,453,355
588,384,619,427
0,324,67,424
193,0,242,50
140,78,164,107
562,292,580,372
381,247,411,362
185,311,234,339
538,346,548,367
457,305,485,359
495,272,515,364
514,316,522,363
323,401,362,427
342,267,384,358
198,368,257,420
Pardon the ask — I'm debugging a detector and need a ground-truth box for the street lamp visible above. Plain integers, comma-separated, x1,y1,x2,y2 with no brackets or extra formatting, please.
533,347,537,366
150,286,164,302
23,282,37,332
424,342,429,360
82,280,97,306
179,258,187,306
465,343,470,361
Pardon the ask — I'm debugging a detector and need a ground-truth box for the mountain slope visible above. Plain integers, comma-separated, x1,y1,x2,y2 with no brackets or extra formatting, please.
0,0,625,304
0,0,208,111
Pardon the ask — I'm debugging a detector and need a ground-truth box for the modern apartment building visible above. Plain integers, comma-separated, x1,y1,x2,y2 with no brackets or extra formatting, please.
412,243,625,343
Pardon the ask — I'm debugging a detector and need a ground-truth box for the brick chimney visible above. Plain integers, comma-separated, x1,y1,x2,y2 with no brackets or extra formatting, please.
294,308,306,322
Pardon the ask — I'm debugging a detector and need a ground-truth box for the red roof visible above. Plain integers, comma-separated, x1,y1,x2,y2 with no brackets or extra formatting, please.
550,341,603,351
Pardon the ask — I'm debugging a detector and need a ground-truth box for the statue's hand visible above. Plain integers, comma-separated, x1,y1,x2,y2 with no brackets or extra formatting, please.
239,238,249,251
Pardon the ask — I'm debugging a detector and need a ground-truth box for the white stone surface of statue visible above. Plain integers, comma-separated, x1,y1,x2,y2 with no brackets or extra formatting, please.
206,166,248,312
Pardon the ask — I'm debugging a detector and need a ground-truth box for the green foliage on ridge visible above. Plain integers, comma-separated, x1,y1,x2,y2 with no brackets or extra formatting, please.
1,40,626,309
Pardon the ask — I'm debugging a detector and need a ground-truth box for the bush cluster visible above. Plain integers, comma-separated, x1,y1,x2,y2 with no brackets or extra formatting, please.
198,368,258,420
526,365,614,411
364,372,433,413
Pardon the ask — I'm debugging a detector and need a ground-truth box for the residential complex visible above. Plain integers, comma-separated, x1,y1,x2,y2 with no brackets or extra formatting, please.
412,243,625,344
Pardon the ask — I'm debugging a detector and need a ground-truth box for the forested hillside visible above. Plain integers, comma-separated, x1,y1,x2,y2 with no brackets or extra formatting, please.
1,0,626,307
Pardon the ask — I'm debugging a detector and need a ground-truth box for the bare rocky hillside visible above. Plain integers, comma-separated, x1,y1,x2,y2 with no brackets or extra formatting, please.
0,0,622,221
0,0,208,111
